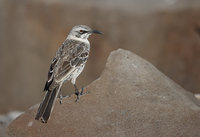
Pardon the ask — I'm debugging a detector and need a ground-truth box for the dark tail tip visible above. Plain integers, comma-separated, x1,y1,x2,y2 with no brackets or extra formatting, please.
35,103,43,120
35,86,58,123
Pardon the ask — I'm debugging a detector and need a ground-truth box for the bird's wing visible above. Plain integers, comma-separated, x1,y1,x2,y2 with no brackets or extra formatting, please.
43,57,58,91
44,40,89,91
55,43,89,82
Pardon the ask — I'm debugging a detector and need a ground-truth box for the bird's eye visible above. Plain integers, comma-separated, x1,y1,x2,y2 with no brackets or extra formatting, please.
80,30,84,33
79,30,88,34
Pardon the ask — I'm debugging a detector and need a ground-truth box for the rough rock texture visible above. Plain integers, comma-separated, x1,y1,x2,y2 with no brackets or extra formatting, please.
7,49,200,137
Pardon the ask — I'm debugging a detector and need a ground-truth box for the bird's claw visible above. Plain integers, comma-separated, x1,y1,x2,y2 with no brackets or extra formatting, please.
74,86,89,102
80,87,84,95
59,94,63,104
58,94,70,104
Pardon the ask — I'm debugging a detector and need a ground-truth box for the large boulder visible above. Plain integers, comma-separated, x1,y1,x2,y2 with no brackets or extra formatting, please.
7,49,200,137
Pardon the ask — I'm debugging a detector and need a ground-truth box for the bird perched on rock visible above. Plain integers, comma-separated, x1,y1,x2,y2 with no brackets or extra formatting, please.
35,25,102,123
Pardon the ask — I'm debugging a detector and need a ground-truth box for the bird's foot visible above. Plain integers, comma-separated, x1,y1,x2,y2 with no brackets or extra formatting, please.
58,94,71,104
75,87,89,102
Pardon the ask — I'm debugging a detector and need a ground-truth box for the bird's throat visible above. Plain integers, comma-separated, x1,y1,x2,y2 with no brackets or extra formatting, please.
67,35,90,44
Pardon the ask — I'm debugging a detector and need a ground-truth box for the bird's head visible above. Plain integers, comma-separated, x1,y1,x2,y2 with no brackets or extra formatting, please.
68,25,103,40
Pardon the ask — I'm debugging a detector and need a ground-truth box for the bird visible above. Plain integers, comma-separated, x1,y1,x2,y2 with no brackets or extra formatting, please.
35,25,102,123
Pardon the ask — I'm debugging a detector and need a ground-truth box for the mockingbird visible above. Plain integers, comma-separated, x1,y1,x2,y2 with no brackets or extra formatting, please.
35,25,102,123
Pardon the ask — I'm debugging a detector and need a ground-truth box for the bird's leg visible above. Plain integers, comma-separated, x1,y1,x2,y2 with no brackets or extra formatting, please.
58,92,71,104
74,84,89,102
59,94,63,104
80,86,89,96
80,87,84,95
74,84,80,102
74,84,79,95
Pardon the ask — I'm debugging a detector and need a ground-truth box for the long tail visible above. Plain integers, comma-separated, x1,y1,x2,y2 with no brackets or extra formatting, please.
35,85,61,123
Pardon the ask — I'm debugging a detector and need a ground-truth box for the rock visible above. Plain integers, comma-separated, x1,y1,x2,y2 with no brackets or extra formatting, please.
7,49,200,137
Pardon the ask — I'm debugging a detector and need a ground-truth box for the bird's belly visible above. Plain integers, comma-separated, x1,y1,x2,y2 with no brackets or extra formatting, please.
71,65,85,79
69,64,85,84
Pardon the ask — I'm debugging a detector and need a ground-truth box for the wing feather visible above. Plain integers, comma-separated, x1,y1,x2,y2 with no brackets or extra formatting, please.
44,40,89,89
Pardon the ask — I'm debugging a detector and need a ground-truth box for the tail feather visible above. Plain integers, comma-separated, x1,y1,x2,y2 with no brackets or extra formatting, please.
42,86,58,122
35,91,52,120
35,85,60,123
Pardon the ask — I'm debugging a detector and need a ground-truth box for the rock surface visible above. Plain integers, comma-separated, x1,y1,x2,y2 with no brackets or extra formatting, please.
7,49,200,137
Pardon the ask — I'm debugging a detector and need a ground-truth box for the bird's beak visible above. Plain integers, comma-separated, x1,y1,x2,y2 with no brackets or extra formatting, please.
91,29,103,34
